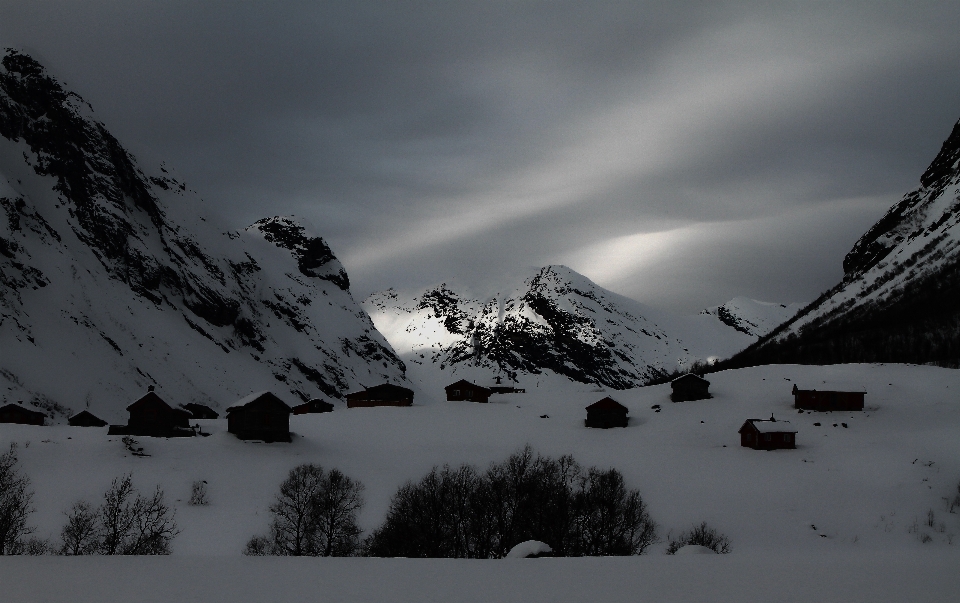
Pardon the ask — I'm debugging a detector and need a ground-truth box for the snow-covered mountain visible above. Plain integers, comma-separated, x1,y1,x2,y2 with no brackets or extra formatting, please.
700,297,802,338
0,50,407,421
364,265,759,391
735,117,960,366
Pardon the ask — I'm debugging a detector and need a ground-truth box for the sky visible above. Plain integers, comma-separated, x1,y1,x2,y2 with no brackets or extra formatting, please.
2,2,959,313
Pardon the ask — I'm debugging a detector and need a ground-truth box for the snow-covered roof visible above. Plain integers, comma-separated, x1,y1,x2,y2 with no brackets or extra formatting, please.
743,418,797,433
792,383,866,393
672,373,709,384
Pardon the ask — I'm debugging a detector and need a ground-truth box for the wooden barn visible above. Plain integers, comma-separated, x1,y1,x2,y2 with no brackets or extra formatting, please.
0,403,46,426
109,390,193,437
739,417,797,450
585,397,629,428
226,392,292,442
792,384,865,412
670,374,711,402
292,398,335,415
181,403,219,419
345,383,414,408
444,379,493,403
68,410,108,427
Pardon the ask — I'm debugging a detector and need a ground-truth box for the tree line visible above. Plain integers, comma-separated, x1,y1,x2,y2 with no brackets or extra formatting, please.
1,443,729,557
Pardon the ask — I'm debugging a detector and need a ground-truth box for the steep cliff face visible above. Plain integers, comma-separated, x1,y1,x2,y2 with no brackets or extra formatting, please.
733,117,960,366
0,50,406,421
365,266,756,390
699,298,802,338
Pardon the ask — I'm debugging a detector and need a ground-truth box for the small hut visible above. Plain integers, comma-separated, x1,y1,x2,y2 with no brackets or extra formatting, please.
109,390,192,437
670,374,711,402
226,392,292,442
0,403,46,426
292,398,335,415
68,410,108,427
181,403,219,419
792,384,865,412
739,416,797,450
444,379,492,403
345,383,414,408
585,397,629,428
490,376,525,394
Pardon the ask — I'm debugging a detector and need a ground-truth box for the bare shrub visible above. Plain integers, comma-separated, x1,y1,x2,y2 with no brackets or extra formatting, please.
189,481,209,506
666,522,731,554
0,444,34,555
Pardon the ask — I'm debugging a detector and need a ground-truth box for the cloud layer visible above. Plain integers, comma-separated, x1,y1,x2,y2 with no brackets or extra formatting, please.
2,2,959,312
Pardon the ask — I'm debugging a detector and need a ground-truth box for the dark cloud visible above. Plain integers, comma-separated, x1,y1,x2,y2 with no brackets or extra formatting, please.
2,2,959,313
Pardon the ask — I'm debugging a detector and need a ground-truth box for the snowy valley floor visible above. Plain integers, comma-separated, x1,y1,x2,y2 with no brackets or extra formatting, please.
2,363,960,601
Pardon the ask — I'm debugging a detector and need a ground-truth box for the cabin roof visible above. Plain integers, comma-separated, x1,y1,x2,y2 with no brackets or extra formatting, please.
740,418,798,434
0,403,46,418
346,383,414,399
127,391,174,412
68,410,105,422
671,373,710,385
444,379,492,393
586,397,627,412
792,383,866,394
226,391,292,414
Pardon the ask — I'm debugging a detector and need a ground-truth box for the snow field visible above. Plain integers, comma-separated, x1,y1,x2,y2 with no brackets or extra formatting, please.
3,362,959,560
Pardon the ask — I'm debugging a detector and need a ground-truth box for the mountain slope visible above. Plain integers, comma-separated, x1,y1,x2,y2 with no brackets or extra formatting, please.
699,297,802,338
730,117,960,366
364,266,757,391
0,50,406,421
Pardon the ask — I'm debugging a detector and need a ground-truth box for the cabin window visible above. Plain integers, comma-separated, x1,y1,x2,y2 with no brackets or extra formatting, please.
745,433,752,441
452,390,460,396
784,434,792,442
764,434,771,442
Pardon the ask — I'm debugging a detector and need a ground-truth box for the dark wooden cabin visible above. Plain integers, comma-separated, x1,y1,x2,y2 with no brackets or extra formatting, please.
181,403,219,419
670,374,712,402
292,398,335,415
68,410,108,427
109,391,193,437
585,397,629,428
345,383,414,408
226,392,292,442
444,379,493,403
739,417,797,450
792,384,865,411
0,403,46,426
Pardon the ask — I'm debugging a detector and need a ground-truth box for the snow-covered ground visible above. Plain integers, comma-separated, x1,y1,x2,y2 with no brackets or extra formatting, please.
2,362,959,600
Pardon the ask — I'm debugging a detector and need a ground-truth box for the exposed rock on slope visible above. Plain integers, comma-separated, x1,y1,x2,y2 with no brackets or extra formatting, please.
365,266,756,390
0,50,406,421
700,297,802,338
732,117,960,366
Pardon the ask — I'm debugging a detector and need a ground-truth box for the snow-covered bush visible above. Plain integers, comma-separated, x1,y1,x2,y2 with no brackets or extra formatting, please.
666,522,731,554
58,474,179,555
189,480,209,506
0,444,35,555
245,464,364,556
365,445,657,558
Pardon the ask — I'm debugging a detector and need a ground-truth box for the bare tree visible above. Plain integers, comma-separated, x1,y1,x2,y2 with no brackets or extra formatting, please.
313,469,364,557
59,501,98,555
0,444,34,555
61,474,178,555
572,467,658,555
247,463,365,557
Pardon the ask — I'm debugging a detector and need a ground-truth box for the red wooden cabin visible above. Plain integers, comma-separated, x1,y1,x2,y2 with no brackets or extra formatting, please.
444,379,492,403
0,403,46,426
792,384,864,411
345,383,414,408
585,397,629,428
292,398,335,415
739,417,797,450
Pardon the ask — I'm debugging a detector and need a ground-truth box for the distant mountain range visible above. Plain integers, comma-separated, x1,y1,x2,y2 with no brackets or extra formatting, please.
730,117,960,367
0,50,407,421
364,267,794,390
